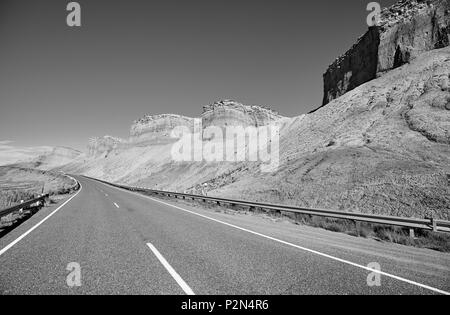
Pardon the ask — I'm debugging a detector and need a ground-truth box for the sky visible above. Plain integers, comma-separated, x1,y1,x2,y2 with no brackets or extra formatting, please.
0,0,398,151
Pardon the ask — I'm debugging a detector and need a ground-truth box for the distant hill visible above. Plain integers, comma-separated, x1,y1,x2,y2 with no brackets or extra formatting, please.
5,146,85,170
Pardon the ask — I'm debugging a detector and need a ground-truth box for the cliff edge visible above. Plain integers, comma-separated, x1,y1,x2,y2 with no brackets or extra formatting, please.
323,0,449,106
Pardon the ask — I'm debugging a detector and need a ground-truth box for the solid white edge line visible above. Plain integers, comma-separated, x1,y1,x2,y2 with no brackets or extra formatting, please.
89,178,450,295
147,243,195,295
145,196,450,296
0,177,83,257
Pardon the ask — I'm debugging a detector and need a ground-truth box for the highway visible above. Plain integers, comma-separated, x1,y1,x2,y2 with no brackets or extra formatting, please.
0,176,449,295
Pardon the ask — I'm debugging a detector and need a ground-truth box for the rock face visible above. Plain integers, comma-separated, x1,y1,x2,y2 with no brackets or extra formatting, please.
130,114,194,145
59,0,450,221
87,101,282,156
322,27,380,108
323,0,450,106
88,136,126,158
202,100,283,130
212,47,450,220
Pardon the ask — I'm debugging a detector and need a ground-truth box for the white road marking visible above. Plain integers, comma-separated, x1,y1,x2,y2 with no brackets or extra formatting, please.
113,202,120,208
147,243,195,295
95,179,450,296
0,179,83,257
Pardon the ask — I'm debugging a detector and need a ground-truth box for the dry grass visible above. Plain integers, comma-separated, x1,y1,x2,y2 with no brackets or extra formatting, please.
0,189,41,209
0,166,77,210
147,192,450,253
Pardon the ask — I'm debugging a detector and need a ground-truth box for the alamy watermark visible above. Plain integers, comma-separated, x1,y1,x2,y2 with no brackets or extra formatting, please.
64,2,379,29
367,262,382,287
367,2,381,27
66,2,81,27
66,262,82,287
170,119,280,173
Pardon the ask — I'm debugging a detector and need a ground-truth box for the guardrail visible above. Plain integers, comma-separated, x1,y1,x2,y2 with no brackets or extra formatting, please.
85,176,450,236
0,194,49,218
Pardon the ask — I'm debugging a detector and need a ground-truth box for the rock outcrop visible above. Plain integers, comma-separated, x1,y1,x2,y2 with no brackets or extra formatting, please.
202,100,283,130
87,100,283,157
59,0,450,222
322,0,450,106
130,114,194,145
212,47,450,220
88,136,126,158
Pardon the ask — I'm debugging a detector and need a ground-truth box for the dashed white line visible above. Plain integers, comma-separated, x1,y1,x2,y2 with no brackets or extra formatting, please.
147,243,195,295
145,196,450,295
0,179,83,257
113,202,120,208
96,179,450,296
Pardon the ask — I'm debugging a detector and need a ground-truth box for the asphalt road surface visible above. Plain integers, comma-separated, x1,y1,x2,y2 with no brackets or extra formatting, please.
0,176,449,295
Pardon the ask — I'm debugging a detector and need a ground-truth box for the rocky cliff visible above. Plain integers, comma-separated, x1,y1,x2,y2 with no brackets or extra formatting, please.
323,0,450,106
130,114,194,145
202,100,283,130
212,47,450,220
64,100,285,189
87,100,283,157
58,0,450,222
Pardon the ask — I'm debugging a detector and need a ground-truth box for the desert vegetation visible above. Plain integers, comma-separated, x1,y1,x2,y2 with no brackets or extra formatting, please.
150,192,450,253
0,166,77,209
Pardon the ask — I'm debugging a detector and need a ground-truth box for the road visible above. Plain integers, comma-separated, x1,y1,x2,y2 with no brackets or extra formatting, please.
0,176,449,295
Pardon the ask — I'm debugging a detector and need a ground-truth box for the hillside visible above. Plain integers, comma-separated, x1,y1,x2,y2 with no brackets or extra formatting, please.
60,47,450,220
0,145,53,167
10,147,85,171
55,0,450,220
0,166,77,209
60,100,285,190
209,47,450,220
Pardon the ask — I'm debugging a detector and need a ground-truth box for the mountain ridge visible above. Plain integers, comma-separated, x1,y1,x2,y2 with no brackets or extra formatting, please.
14,0,450,220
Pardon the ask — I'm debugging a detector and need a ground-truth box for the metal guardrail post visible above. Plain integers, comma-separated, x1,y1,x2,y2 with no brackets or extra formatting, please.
355,221,361,236
431,218,437,232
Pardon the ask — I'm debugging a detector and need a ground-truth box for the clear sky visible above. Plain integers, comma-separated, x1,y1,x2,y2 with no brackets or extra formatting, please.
0,0,398,151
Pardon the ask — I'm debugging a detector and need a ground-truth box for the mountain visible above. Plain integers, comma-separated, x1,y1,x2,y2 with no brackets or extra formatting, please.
58,0,449,220
60,100,285,190
210,47,450,220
